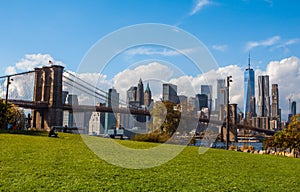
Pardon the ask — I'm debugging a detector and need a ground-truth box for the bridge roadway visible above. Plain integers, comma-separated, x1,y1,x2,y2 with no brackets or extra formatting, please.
8,99,150,115
8,99,276,135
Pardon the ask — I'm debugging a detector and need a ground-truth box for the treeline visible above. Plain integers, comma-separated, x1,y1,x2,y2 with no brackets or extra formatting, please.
264,114,300,156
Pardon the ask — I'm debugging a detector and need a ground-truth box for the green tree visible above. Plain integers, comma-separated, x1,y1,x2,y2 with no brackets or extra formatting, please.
263,136,275,150
150,101,180,135
0,99,26,129
274,114,300,156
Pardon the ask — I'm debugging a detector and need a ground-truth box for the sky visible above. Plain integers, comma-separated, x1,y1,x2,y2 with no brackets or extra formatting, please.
0,0,300,120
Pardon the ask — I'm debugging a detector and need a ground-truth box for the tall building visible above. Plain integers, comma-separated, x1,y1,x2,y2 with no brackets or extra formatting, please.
162,83,178,104
291,101,297,116
178,95,188,112
137,78,144,106
244,55,255,117
105,88,119,133
125,80,148,129
257,75,270,117
215,79,226,111
195,94,208,110
127,86,137,103
271,84,279,119
249,97,256,117
201,85,212,110
188,97,196,113
144,83,152,107
88,112,105,135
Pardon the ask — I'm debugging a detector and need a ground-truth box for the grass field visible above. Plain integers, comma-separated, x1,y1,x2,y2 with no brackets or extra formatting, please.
0,132,299,191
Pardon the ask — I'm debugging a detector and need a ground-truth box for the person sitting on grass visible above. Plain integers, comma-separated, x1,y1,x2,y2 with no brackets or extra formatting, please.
48,127,59,138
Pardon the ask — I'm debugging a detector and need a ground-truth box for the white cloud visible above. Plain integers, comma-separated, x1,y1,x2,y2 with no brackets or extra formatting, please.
212,44,228,52
189,0,211,16
3,54,299,121
125,47,196,57
264,0,273,6
5,53,65,75
274,38,300,53
1,53,65,100
265,56,300,118
5,66,17,75
246,36,281,51
63,71,112,105
113,62,174,101
110,57,300,120
245,36,300,53
284,38,299,45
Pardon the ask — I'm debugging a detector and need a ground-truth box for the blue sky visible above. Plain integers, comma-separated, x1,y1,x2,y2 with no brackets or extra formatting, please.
1,0,300,75
0,0,300,119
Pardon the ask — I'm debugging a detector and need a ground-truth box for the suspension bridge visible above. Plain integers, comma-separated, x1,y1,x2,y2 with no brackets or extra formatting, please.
0,65,276,138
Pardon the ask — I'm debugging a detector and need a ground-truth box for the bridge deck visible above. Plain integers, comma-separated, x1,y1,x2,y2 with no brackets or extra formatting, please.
8,99,276,135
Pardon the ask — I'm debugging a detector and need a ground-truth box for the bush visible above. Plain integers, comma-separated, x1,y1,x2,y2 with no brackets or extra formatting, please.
229,144,237,150
132,132,170,143
240,145,254,151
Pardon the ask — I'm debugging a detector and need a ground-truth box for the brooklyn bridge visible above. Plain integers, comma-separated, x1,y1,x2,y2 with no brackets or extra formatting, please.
0,65,276,141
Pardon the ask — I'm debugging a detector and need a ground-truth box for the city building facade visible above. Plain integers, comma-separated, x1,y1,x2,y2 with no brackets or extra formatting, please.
137,78,144,106
201,85,212,110
105,88,119,133
291,101,297,116
162,83,178,104
144,82,152,107
244,57,255,118
257,75,270,117
195,94,208,111
215,79,226,112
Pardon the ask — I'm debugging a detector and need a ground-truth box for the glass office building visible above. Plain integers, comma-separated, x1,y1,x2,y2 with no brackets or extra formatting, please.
244,61,255,117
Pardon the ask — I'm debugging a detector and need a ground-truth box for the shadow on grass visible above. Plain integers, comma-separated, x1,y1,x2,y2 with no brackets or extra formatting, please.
0,129,49,137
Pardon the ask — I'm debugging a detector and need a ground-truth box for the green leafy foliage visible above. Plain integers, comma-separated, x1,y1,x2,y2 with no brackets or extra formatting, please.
150,101,180,135
274,114,300,152
131,132,170,143
0,133,299,191
0,99,26,129
263,114,300,157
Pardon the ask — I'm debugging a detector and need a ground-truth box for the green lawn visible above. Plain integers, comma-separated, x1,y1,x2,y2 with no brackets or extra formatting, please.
0,132,299,191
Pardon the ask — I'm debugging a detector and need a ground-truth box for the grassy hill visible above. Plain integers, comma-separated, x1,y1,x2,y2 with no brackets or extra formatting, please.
0,132,299,191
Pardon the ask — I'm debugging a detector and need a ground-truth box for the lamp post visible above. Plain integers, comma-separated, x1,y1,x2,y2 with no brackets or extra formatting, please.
5,76,13,129
5,76,12,105
226,76,232,150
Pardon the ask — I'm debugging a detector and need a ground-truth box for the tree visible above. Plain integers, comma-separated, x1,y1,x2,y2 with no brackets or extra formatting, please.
274,114,300,156
263,136,275,151
0,99,26,129
150,101,180,135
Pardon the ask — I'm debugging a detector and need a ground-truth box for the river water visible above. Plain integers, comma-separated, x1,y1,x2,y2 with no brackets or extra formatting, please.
194,141,264,150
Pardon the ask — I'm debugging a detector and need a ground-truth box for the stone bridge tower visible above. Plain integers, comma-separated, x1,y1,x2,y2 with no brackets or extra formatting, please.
31,65,64,130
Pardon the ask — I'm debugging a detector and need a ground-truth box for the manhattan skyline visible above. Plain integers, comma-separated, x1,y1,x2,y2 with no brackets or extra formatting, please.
0,0,299,119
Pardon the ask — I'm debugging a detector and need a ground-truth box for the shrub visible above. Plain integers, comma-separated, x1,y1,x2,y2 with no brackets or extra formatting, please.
132,132,170,143
240,145,254,151
229,145,237,150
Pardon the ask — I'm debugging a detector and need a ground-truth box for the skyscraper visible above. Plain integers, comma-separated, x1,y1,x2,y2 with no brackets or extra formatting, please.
201,85,212,110
144,82,152,107
162,83,178,104
127,86,137,104
271,84,279,119
195,94,208,110
291,101,297,116
244,55,255,117
250,97,256,117
215,79,226,111
105,88,119,133
257,75,270,117
137,78,144,106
